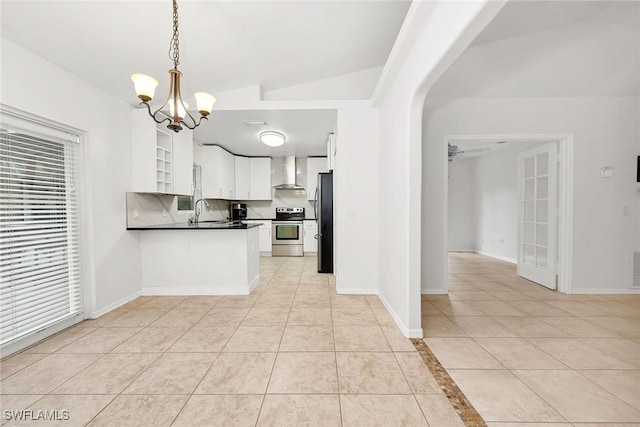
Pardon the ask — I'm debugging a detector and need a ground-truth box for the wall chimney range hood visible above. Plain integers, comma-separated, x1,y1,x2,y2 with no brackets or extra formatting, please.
273,156,305,191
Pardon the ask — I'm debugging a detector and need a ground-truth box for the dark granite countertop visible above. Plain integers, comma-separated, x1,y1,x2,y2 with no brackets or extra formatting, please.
245,218,317,221
127,221,262,230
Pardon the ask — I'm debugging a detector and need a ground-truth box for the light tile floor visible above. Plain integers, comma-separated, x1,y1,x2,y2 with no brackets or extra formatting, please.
424,252,640,427
3,253,639,426
1,256,456,426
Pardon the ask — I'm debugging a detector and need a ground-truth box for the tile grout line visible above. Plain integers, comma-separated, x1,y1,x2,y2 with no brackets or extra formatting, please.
410,338,488,427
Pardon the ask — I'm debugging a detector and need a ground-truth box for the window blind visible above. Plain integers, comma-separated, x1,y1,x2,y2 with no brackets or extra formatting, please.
0,115,83,352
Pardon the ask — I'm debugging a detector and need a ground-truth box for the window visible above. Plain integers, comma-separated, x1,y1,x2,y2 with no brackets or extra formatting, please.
0,110,83,355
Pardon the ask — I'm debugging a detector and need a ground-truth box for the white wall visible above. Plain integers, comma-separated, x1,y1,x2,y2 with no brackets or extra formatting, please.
424,96,640,293
473,142,547,262
264,67,383,101
334,105,379,294
1,37,141,315
373,1,504,335
447,158,476,252
447,142,546,261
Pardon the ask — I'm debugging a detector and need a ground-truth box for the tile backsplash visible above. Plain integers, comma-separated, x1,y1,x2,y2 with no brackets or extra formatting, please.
126,190,315,228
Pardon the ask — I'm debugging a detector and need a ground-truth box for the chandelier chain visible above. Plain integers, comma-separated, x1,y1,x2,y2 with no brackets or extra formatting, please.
169,0,180,68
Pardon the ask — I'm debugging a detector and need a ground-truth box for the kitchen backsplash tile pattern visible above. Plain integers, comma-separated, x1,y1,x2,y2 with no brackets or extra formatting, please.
126,191,315,228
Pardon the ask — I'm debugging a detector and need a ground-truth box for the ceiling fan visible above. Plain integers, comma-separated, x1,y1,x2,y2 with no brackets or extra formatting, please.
448,143,491,162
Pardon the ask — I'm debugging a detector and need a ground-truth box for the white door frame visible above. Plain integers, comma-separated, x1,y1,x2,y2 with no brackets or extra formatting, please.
443,133,574,293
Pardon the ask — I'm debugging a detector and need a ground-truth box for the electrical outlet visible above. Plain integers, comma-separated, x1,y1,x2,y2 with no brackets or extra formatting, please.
162,209,168,217
623,206,629,216
184,241,190,252
133,209,139,219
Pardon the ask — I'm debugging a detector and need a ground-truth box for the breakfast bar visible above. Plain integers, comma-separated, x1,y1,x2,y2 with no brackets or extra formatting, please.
128,222,261,295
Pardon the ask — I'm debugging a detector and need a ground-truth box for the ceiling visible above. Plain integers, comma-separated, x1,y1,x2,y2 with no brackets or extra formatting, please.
1,1,408,157
470,1,612,46
194,109,337,157
0,1,410,106
429,1,640,99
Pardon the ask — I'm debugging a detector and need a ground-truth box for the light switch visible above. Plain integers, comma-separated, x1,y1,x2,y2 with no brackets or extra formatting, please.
600,166,614,178
133,209,139,219
162,208,168,217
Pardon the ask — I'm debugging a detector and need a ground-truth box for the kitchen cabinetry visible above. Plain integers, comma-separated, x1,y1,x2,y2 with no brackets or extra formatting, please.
131,109,193,195
259,221,272,253
172,128,194,196
303,220,317,253
249,157,272,200
327,133,336,171
306,157,328,201
202,145,235,199
235,156,250,200
247,220,272,253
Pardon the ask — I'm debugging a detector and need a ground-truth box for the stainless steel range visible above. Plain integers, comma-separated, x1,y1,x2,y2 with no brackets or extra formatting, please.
272,207,304,257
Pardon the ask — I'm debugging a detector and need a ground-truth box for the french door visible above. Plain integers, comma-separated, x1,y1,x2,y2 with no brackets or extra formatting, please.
517,142,558,289
0,110,84,356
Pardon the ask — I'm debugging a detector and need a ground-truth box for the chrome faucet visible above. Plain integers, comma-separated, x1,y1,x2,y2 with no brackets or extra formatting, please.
193,198,210,224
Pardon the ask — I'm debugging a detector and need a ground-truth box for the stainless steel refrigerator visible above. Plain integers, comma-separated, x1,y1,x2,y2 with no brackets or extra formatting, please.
315,172,333,273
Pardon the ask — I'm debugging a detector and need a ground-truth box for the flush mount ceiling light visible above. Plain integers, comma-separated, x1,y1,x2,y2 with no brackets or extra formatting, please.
260,131,286,147
131,0,215,133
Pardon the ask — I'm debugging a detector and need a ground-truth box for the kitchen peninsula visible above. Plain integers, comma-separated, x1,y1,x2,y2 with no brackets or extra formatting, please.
128,222,261,295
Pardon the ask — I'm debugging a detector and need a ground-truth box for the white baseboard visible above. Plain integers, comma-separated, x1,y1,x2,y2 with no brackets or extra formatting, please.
476,250,517,264
336,288,376,295
421,288,448,295
91,291,141,318
141,285,251,296
448,248,476,253
570,287,640,295
377,293,424,338
248,275,260,293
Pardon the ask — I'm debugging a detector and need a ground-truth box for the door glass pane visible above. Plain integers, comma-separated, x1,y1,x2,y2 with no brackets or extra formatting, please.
536,246,548,268
524,179,535,200
536,200,548,222
536,153,548,175
524,157,535,178
536,224,548,246
524,223,534,244
536,177,548,199
524,244,535,265
524,201,534,221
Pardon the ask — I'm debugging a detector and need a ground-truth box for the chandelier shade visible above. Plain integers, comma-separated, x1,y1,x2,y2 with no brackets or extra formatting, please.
131,0,215,132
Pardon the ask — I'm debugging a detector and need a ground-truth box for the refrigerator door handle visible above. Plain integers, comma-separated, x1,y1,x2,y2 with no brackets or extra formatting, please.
314,186,319,219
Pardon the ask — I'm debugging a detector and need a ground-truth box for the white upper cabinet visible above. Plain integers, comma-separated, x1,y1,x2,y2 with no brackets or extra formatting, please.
171,127,194,196
327,133,336,171
249,157,272,200
306,157,328,201
131,109,193,195
220,148,235,200
235,156,250,201
202,145,237,199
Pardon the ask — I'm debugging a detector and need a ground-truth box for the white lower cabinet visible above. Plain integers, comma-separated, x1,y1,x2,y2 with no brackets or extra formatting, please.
247,220,272,253
303,220,317,253
258,221,272,253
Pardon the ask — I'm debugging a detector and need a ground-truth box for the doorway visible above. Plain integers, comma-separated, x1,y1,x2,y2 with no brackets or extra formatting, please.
444,134,574,294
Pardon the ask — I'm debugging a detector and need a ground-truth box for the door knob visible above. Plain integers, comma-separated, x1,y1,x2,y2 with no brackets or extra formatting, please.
314,234,321,239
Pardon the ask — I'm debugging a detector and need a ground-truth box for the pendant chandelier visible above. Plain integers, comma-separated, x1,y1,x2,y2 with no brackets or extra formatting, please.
131,0,215,133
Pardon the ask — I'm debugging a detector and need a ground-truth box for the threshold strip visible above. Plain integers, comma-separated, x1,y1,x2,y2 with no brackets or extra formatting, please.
411,338,488,427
